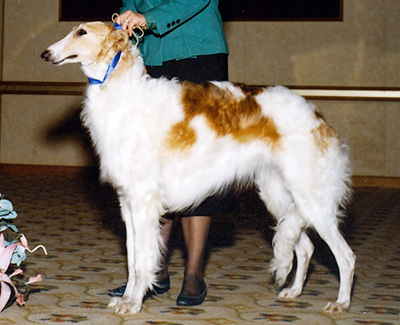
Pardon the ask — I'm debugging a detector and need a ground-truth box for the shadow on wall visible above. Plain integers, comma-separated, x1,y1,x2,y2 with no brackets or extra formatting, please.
44,105,98,167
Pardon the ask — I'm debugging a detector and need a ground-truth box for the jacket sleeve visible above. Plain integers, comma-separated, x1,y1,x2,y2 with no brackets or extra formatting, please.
120,0,137,13
141,0,211,36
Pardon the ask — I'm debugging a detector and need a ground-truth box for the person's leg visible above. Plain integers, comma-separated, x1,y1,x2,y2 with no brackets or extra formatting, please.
176,215,210,306
158,218,174,279
179,216,211,296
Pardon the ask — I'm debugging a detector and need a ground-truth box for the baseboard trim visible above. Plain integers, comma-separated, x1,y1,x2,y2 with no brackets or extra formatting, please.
1,164,399,188
351,176,400,189
0,164,97,177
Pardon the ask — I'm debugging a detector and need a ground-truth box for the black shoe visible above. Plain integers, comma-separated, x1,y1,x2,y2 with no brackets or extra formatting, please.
176,279,207,306
108,275,171,297
108,284,126,297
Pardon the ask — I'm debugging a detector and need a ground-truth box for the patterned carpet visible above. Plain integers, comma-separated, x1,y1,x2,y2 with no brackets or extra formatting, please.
0,174,399,324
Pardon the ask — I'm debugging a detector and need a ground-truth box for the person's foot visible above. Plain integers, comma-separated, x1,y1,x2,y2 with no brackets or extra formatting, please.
108,275,171,297
108,284,126,297
176,274,207,306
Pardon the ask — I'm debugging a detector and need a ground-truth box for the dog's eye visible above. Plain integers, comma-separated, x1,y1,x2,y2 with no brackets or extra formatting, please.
76,29,87,36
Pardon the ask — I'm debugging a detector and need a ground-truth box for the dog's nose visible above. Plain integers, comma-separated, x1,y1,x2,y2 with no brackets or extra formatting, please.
41,50,51,61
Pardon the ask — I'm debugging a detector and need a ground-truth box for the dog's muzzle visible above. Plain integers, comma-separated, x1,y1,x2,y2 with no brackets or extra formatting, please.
40,50,77,65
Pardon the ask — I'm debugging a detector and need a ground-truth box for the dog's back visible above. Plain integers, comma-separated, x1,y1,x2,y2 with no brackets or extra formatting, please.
82,75,350,214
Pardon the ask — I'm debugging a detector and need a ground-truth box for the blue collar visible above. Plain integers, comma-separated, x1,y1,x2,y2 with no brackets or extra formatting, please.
88,23,124,85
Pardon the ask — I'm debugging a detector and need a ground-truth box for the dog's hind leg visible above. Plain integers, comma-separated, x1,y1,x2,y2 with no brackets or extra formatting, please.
278,231,314,299
256,169,306,288
270,205,306,287
291,187,355,312
312,219,355,313
109,192,163,315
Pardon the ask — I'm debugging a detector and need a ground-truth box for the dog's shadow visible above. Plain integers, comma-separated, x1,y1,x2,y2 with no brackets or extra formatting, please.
44,105,97,166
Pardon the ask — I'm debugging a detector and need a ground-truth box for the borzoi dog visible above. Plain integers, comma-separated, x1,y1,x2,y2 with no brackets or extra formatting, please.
41,22,355,315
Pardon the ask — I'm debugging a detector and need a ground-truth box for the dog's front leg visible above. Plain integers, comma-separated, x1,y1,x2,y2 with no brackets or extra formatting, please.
109,194,163,315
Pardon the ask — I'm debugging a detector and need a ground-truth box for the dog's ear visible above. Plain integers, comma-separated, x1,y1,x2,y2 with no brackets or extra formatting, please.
111,29,130,51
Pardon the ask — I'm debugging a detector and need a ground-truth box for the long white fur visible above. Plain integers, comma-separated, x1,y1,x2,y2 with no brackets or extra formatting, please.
42,22,356,315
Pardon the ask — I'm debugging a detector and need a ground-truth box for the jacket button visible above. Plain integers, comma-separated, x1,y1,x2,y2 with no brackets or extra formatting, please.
167,23,171,28
176,19,181,24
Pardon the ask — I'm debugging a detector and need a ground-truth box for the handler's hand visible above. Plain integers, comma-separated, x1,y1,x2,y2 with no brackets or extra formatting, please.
116,11,147,36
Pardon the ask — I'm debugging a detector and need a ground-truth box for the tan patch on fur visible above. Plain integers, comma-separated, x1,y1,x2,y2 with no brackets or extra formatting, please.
86,24,116,61
168,121,197,149
96,25,135,81
233,83,264,97
97,26,129,60
312,110,338,152
167,82,280,151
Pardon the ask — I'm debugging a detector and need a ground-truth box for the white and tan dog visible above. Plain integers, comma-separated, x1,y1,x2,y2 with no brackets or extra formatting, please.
41,22,355,315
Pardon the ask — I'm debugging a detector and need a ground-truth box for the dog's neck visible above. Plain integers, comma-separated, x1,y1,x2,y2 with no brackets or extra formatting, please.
86,51,122,85
81,47,145,85
81,60,112,83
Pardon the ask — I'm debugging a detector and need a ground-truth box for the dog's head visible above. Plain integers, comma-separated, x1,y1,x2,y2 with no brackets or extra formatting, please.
41,22,130,66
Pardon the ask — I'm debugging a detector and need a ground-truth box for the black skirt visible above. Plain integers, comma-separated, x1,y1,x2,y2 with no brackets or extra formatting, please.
146,53,228,83
164,191,235,219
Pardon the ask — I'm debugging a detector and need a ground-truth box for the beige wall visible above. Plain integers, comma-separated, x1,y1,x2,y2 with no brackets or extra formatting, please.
0,0,3,78
0,0,399,176
226,1,400,87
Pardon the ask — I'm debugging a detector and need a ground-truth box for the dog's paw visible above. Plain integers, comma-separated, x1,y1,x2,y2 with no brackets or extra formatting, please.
272,264,292,288
278,287,302,299
324,301,350,313
108,297,121,309
108,297,142,315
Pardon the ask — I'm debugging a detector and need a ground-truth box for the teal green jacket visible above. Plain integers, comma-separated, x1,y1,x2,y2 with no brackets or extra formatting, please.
120,0,228,66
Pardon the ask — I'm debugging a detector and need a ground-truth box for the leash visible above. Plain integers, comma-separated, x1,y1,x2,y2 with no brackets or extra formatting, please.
88,18,144,86
112,13,145,46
